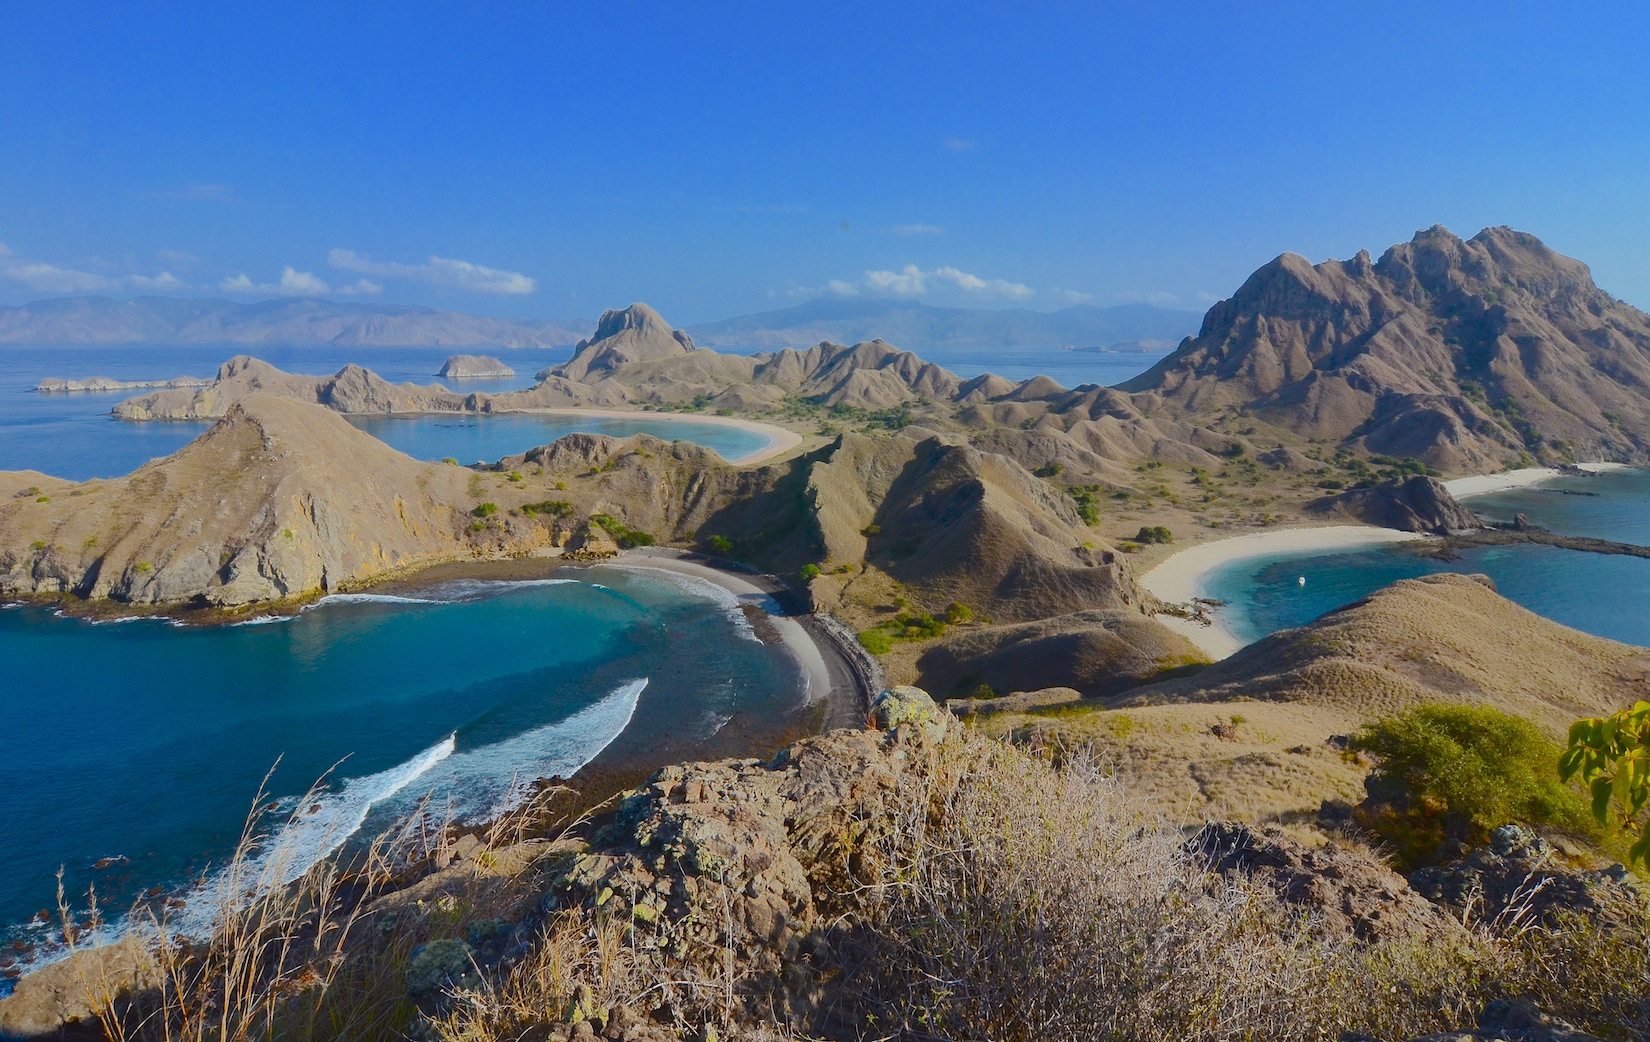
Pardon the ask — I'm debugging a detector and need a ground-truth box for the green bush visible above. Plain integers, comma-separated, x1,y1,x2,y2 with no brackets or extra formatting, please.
472,502,499,518
520,500,574,518
1352,704,1600,866
1034,462,1064,478
799,563,822,581
590,514,655,548
1134,525,1174,544
945,602,974,624
707,535,734,554
858,628,894,655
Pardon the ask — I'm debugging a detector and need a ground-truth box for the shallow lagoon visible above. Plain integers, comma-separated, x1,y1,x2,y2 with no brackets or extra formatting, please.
1203,468,1650,647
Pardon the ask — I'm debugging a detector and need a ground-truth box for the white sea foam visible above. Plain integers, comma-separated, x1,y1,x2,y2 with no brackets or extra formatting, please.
167,733,457,938
409,678,646,822
309,592,442,608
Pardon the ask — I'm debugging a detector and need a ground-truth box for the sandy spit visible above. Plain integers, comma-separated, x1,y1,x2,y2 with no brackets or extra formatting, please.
512,407,804,465
1139,526,1427,660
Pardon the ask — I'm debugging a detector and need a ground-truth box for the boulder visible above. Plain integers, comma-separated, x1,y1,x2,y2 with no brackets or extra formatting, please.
869,685,941,731
1408,824,1644,930
1309,475,1482,533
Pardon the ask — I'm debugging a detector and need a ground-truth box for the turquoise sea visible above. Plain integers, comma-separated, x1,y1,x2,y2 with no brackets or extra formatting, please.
1203,468,1650,647
0,567,806,985
0,340,1170,988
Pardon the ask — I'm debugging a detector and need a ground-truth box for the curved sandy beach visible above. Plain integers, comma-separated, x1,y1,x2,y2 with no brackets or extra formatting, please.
1140,526,1426,660
515,407,804,465
1443,461,1628,498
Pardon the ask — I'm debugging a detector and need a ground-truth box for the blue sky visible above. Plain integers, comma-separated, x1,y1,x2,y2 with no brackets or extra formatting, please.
2,2,1647,322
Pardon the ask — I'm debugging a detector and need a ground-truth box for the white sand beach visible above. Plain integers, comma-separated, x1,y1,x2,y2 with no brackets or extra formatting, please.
517,407,804,465
1444,461,1628,499
1140,526,1427,660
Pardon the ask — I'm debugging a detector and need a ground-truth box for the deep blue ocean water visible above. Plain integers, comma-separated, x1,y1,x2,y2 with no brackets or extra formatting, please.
0,566,804,984
1203,468,1650,647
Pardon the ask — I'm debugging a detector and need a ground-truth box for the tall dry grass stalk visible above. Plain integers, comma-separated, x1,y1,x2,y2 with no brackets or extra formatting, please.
59,770,441,1042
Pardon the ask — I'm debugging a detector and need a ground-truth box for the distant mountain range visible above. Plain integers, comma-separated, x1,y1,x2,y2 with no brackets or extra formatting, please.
0,296,588,347
686,298,1201,348
0,294,1201,350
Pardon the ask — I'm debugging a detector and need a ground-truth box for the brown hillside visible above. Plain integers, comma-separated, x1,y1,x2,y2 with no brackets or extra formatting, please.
1121,225,1650,472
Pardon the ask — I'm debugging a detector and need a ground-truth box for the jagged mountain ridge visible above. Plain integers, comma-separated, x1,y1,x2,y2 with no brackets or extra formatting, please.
1121,225,1650,471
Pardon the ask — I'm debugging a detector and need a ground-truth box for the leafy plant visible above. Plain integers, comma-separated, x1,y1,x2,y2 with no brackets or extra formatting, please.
1034,462,1064,478
707,534,734,554
1134,525,1174,544
472,502,499,518
1353,704,1599,865
1561,700,1650,868
799,563,822,581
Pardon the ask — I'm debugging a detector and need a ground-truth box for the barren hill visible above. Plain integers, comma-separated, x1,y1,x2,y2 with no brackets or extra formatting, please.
1121,226,1650,472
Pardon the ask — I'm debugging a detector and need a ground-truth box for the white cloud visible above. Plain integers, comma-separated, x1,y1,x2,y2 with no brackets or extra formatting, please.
1057,289,1097,305
336,278,382,296
127,271,186,291
893,223,944,236
328,249,535,295
2,262,118,293
804,264,1035,301
220,267,333,296
0,247,195,294
864,264,928,296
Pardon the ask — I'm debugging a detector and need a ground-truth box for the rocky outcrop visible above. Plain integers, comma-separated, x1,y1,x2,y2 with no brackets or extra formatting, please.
1188,823,1462,942
1311,475,1483,533
1122,226,1650,471
33,375,211,393
437,354,515,379
549,303,698,382
917,608,1205,699
1408,824,1643,930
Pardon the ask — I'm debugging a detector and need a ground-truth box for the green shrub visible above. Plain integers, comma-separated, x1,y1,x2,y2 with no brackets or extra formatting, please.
1353,704,1600,866
472,502,499,518
591,514,655,548
134,561,153,575
520,500,574,518
799,563,822,581
441,457,460,465
858,628,894,655
1561,699,1650,868
1034,462,1064,478
945,602,974,624
1134,525,1174,544
707,535,733,554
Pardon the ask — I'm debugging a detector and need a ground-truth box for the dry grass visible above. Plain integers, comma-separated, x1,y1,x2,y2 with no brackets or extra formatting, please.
836,734,1647,1041
52,732,1650,1042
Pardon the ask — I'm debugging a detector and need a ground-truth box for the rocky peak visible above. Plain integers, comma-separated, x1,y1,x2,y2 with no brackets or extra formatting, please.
554,303,697,382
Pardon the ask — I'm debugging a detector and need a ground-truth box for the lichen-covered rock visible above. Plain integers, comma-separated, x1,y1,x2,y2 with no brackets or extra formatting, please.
406,937,478,995
869,685,940,731
550,727,937,1032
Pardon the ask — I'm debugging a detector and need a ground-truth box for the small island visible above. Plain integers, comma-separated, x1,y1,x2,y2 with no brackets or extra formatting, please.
436,354,515,379
33,375,212,393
